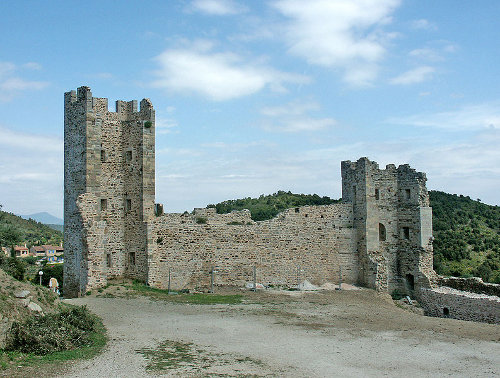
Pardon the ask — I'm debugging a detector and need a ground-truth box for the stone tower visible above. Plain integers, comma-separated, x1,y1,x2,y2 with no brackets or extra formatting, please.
341,157,435,294
64,86,155,298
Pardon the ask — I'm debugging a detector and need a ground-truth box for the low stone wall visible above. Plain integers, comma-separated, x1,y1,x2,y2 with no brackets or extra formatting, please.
147,204,357,290
418,287,500,324
438,276,500,297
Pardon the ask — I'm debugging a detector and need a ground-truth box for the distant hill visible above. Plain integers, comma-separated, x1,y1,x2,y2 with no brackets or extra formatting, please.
0,208,63,247
207,190,500,284
19,212,63,225
46,224,64,232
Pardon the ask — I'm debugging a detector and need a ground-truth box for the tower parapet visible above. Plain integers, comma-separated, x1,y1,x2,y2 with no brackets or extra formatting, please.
64,86,155,298
341,157,435,293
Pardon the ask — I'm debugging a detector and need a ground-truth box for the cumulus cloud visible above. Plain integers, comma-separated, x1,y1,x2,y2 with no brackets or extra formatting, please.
152,41,309,101
190,0,246,15
272,0,401,86
387,102,500,130
390,66,434,85
260,101,336,132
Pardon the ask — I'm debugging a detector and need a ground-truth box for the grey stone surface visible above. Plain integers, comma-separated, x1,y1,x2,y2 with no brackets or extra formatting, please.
14,290,30,298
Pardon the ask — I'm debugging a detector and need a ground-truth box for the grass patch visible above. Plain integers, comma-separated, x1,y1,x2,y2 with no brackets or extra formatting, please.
137,340,197,371
137,339,266,374
129,281,243,304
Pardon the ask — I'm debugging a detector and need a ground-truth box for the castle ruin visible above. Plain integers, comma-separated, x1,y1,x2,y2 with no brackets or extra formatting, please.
64,87,499,323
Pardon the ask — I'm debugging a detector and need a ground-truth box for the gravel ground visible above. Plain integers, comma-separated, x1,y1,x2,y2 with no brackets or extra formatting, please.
62,288,500,377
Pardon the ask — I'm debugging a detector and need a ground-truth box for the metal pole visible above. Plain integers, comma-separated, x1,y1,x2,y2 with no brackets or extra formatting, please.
253,265,257,291
339,265,342,290
210,267,214,293
168,267,171,294
297,266,300,290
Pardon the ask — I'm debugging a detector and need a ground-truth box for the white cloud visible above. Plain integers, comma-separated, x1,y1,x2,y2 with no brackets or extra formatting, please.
0,61,49,101
390,66,434,85
0,62,16,78
156,117,179,135
190,0,246,15
0,127,62,152
23,62,42,70
152,41,309,101
387,102,500,130
411,19,437,31
0,126,62,216
272,0,400,86
260,101,336,132
409,48,443,62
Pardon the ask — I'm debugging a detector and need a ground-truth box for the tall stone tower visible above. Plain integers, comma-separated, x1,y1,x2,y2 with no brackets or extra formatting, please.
64,86,155,298
341,157,435,294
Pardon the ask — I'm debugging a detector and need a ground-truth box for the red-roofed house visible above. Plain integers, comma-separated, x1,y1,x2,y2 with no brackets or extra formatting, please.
14,245,29,258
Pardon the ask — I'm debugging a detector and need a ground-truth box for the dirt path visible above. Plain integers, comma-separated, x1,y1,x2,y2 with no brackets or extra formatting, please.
63,289,500,377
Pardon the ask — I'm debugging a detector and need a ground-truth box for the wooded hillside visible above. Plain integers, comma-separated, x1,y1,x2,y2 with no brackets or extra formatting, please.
0,205,63,248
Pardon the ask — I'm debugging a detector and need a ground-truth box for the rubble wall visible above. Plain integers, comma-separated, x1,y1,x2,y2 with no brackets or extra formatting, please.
147,205,357,290
419,287,500,324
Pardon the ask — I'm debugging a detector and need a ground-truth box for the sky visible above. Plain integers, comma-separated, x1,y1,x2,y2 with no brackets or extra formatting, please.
1,0,499,218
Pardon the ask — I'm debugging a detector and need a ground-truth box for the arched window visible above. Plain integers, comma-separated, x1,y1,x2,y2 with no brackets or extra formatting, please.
379,223,386,241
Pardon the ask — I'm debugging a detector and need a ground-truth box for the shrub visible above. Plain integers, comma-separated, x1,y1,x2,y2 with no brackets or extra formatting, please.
7,305,99,355
195,217,207,224
391,289,404,300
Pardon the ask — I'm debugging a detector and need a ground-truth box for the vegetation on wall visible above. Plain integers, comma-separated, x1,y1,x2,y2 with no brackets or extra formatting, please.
207,191,339,221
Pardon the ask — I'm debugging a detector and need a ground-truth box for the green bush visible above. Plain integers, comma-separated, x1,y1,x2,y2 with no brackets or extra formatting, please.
0,257,26,281
391,289,404,300
195,217,207,224
7,305,99,355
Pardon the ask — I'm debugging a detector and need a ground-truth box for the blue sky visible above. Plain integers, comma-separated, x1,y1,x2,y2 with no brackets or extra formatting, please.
1,0,499,218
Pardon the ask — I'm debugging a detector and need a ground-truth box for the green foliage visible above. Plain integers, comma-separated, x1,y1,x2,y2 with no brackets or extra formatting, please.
0,257,26,281
0,206,62,247
40,264,63,290
25,256,37,265
207,190,339,221
430,191,500,283
7,305,100,355
195,217,207,224
144,121,152,128
129,281,243,304
391,289,404,300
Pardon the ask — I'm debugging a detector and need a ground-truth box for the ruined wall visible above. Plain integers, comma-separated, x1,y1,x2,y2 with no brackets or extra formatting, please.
64,86,155,297
418,287,500,324
341,158,435,293
438,277,500,297
147,205,357,290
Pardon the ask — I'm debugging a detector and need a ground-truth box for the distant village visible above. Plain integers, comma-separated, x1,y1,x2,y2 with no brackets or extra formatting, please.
1,244,64,264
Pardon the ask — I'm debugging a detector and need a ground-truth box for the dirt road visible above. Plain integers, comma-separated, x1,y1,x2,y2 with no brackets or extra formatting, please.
64,288,500,377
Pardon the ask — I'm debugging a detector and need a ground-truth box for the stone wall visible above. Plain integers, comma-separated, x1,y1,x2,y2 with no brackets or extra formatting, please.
438,276,500,297
64,86,155,297
341,158,435,294
418,287,500,324
147,205,357,290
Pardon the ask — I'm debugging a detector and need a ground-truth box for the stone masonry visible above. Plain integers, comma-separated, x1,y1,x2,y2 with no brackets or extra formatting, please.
64,87,155,298
64,87,435,298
